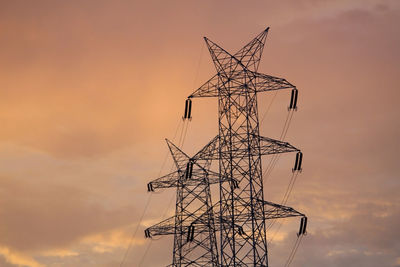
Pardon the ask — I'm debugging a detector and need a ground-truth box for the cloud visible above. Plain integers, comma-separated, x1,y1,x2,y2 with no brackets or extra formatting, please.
0,247,44,267
82,228,146,254
41,249,79,258
0,174,138,253
0,0,399,266
0,142,158,266
267,202,400,267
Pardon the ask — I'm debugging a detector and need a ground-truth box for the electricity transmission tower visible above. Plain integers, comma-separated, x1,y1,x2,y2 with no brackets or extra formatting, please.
145,28,307,267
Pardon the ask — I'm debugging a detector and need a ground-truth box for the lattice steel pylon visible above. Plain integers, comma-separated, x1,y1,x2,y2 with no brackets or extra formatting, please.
145,27,307,267
146,138,221,266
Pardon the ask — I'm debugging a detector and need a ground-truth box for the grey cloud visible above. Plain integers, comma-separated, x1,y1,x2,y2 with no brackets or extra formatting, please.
268,203,400,267
0,175,137,252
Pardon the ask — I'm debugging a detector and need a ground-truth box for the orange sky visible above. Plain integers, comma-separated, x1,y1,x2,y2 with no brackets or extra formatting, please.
0,1,399,266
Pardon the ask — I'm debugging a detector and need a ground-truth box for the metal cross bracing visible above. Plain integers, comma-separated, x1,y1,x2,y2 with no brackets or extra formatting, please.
144,27,307,267
146,138,220,267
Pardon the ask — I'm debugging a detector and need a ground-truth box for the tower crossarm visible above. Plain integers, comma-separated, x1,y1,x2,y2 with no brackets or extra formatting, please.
189,134,300,161
147,169,225,192
215,200,304,223
251,72,296,93
147,171,180,191
189,71,295,99
261,200,305,219
145,213,219,238
258,135,300,155
189,74,220,98
145,215,176,237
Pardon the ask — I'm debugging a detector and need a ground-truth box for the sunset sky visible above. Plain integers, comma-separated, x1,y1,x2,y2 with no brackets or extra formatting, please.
0,0,399,266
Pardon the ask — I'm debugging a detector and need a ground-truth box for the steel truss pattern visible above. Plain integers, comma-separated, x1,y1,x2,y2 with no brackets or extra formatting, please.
145,28,306,267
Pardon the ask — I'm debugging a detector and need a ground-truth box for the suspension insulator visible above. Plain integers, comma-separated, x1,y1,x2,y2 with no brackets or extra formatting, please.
147,182,154,192
297,217,305,236
293,152,299,172
289,88,298,110
144,229,151,238
187,98,192,119
190,225,195,241
297,217,303,236
186,228,190,242
231,179,239,189
183,99,188,119
297,216,308,236
297,152,303,171
187,225,195,242
183,98,192,120
293,151,303,172
301,216,308,235
185,161,194,179
238,226,245,236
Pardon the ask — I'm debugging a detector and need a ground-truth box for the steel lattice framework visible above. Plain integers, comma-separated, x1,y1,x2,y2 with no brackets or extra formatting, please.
146,139,220,266
145,28,306,267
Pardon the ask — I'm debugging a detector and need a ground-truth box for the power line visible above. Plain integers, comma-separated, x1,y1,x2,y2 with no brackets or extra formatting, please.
119,119,187,267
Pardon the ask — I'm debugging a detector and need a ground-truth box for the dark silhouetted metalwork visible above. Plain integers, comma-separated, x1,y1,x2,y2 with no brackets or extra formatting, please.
145,27,306,267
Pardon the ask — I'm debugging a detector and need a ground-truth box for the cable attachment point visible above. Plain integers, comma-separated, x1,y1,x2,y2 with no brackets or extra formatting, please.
187,224,195,242
185,160,194,180
297,216,308,236
231,179,239,189
238,226,245,236
288,88,298,111
147,182,154,192
183,98,192,120
292,151,303,173
144,229,151,238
